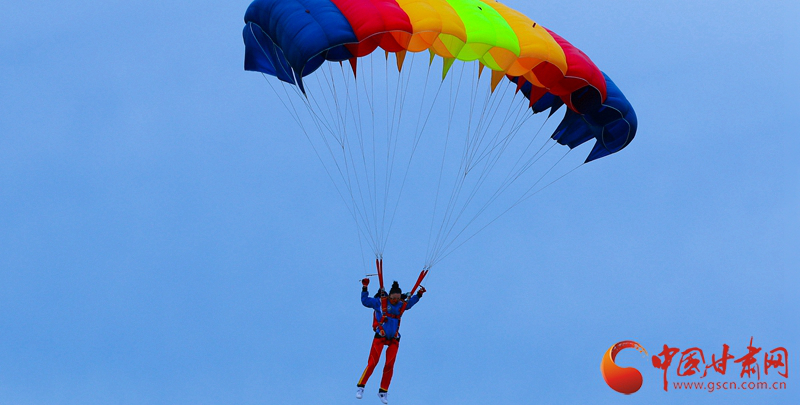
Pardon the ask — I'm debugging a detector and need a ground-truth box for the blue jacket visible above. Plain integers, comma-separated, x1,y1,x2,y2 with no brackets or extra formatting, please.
361,290,420,339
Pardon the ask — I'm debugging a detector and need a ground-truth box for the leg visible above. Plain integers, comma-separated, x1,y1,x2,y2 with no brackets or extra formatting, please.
379,339,399,391
357,338,385,387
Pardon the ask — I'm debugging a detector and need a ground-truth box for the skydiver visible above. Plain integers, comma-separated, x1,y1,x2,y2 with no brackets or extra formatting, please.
356,279,426,404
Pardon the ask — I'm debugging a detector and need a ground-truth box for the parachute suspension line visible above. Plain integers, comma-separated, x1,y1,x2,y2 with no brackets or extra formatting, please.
424,65,454,265
322,66,347,142
424,66,579,268
301,80,360,203
352,57,398,256
457,98,535,213
492,116,554,191
514,157,584,214
328,62,381,254
314,52,420,258
452,105,541,229
437,66,492,254
431,84,533,253
382,53,447,254
469,99,535,169
335,65,381,258
458,72,492,173
328,62,349,137
429,62,480,265
484,123,560,211
370,56,380,254
261,74,305,128
377,51,412,253
428,69,504,264
411,59,454,264
441,129,572,260
425,60,465,267
462,62,480,176
428,64,485,258
467,80,525,172
298,72,380,254
429,145,567,267
379,52,425,253
447,83,534,222
459,79,518,196
424,87,452,268
430,143,562,265
378,54,404,253
263,75,378,255
429,62,485,265
455,63,512,214
379,57,391,254
430,136,562,265
408,74,449,264
425,55,453,267
468,79,521,174
301,83,338,140
347,57,401,257
464,72,502,172
308,70,342,143
430,151,582,267
345,57,381,253
344,61,381,257
357,220,368,275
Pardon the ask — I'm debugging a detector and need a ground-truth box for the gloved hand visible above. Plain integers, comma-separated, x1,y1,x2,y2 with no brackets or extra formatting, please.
417,286,426,297
361,278,370,287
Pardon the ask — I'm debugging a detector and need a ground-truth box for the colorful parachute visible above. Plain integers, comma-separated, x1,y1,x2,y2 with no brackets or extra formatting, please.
242,0,637,268
244,0,635,162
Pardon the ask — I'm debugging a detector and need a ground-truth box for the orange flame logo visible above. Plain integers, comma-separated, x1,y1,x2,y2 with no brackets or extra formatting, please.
601,340,648,394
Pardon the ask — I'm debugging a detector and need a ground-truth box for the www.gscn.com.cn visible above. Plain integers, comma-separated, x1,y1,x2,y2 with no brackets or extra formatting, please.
672,380,787,392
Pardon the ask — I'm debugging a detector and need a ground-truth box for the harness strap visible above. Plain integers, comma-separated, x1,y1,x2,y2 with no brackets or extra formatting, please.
376,258,384,292
373,265,428,340
376,296,389,337
407,269,428,299
376,297,405,338
394,301,408,338
393,269,427,338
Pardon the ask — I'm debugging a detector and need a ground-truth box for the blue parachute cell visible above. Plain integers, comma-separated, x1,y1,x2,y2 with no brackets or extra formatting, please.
516,73,637,163
243,0,358,92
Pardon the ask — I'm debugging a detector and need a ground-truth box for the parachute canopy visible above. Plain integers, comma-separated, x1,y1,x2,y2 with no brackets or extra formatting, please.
243,0,636,163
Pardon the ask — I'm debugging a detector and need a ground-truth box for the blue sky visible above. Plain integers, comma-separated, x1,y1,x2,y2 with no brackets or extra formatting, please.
1,1,798,404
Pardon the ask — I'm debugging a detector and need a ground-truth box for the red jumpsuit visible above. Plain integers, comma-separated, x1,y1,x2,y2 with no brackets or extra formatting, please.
357,290,421,391
357,336,400,391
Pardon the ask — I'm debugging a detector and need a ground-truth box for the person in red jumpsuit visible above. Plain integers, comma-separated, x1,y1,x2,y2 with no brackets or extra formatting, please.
356,279,425,404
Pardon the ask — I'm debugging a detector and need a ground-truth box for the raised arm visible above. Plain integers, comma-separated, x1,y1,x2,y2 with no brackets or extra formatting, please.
404,285,426,310
361,278,380,309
